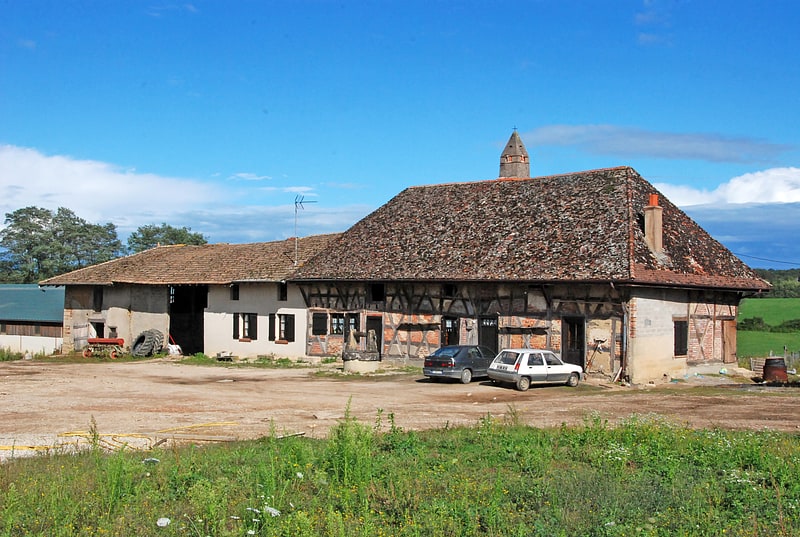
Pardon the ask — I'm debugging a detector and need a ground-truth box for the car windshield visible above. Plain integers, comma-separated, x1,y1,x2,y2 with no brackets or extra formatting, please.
431,347,460,358
495,351,519,365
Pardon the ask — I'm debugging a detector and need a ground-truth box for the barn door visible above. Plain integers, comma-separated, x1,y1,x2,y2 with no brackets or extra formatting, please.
442,316,459,346
366,315,383,357
723,319,737,363
562,316,586,367
478,316,498,354
169,285,207,355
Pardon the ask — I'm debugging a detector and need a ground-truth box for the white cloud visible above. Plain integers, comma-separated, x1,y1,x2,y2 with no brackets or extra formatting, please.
716,168,800,203
0,145,367,243
229,172,272,181
0,145,218,229
525,125,790,163
655,167,800,206
684,202,800,268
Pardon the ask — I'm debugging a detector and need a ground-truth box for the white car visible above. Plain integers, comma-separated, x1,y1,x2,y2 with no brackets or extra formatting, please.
487,348,583,391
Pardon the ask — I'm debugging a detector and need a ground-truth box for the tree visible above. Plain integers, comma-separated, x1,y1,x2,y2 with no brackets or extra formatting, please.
127,223,208,253
0,206,123,283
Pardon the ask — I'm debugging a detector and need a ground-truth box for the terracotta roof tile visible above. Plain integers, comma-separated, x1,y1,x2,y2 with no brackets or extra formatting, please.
40,234,340,286
293,167,769,292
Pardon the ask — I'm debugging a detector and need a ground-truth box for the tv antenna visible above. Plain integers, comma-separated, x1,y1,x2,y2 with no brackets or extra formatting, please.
294,195,317,265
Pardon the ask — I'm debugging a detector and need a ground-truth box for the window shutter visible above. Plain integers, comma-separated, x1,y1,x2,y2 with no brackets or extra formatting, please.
233,313,239,339
269,313,276,341
312,313,328,335
674,320,688,356
285,314,295,342
249,314,258,340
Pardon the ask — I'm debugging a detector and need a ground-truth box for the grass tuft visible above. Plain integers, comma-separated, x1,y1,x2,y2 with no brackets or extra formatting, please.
3,411,800,535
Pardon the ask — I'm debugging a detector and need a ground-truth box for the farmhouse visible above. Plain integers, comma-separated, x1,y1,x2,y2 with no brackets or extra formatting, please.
39,132,769,383
292,132,770,383
40,235,338,359
0,284,64,355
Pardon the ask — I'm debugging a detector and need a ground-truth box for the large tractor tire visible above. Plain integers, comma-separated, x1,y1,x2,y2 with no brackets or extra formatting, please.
132,330,156,357
150,330,164,355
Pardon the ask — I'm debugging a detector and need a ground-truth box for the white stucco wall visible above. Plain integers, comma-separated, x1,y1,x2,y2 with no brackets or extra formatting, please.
627,288,689,383
205,283,309,359
103,286,169,347
0,335,62,355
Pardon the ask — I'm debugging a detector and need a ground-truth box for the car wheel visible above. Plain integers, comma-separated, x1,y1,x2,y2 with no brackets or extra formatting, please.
460,369,473,384
515,376,530,391
566,372,580,387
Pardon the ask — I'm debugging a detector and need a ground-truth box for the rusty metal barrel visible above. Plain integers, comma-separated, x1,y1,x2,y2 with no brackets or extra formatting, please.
763,357,788,383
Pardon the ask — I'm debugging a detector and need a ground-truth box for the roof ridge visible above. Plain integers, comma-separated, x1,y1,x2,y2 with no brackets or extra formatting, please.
407,166,635,190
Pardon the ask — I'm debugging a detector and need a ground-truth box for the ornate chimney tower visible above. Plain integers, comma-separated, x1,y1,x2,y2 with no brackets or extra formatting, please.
499,130,530,178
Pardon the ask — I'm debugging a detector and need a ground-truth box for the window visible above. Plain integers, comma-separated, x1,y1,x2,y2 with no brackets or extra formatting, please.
312,313,328,335
674,320,688,356
528,353,544,366
544,353,560,366
269,313,294,342
93,286,103,312
346,314,359,336
233,313,258,340
369,283,385,302
442,283,457,298
278,282,288,302
230,284,240,301
279,314,295,342
331,313,345,335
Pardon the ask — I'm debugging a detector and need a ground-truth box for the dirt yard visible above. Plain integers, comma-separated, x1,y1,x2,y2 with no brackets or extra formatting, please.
2,358,800,461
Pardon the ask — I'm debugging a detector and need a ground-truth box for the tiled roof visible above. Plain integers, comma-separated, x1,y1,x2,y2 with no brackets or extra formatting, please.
0,284,65,322
293,167,769,292
40,234,340,286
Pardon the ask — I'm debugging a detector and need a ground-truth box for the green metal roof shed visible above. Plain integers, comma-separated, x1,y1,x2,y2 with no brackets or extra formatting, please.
0,284,65,323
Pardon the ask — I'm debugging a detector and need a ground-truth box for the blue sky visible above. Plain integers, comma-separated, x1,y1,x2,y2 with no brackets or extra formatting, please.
1,0,799,268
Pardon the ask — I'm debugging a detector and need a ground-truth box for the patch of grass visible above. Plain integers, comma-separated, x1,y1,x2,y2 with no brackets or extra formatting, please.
740,297,800,327
738,298,800,361
180,353,335,370
0,348,24,362
3,413,800,536
738,331,800,360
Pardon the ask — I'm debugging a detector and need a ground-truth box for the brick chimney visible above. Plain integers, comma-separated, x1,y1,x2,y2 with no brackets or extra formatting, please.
644,193,663,254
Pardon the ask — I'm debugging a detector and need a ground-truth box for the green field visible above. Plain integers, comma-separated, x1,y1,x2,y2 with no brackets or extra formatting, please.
737,330,800,360
737,298,800,360
739,297,800,326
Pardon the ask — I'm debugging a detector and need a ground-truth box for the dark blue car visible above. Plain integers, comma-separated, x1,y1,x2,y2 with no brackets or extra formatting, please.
423,345,496,384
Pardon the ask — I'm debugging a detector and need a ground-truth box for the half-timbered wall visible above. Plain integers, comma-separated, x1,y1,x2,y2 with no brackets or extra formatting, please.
627,288,739,382
299,281,624,368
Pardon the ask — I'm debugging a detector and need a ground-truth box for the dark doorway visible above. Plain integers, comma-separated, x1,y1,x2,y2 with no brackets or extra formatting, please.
442,316,459,346
562,316,586,367
366,315,383,357
169,285,207,355
478,316,498,354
